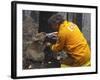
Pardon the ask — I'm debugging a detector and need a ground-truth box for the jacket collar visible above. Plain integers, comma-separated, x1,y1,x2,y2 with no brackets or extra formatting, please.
59,20,68,30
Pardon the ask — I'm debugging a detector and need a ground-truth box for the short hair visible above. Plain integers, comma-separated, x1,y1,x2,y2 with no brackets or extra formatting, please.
48,14,64,26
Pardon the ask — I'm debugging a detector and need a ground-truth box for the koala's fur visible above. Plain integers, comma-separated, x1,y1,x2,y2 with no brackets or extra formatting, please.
25,32,46,62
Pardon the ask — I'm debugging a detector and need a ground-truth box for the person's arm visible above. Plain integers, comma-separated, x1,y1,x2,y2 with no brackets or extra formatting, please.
51,31,66,53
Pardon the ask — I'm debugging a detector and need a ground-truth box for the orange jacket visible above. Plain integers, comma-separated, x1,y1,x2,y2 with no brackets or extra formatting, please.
51,21,90,66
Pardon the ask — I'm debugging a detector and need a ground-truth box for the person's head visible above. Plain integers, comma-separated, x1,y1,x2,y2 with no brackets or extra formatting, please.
48,14,65,31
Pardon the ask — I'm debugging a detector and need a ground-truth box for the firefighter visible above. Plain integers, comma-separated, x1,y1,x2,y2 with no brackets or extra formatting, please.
48,14,90,67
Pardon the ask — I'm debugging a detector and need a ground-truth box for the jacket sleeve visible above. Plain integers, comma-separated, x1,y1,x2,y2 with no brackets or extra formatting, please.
51,31,66,52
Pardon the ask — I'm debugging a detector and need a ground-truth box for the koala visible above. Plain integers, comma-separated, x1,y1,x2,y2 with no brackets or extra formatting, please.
25,32,46,61
23,32,47,69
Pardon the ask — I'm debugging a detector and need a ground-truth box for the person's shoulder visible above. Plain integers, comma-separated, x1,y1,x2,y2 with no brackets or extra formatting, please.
68,21,76,26
66,21,78,31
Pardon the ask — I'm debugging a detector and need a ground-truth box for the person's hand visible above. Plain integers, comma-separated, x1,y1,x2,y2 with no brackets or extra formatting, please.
52,32,58,35
46,32,58,37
